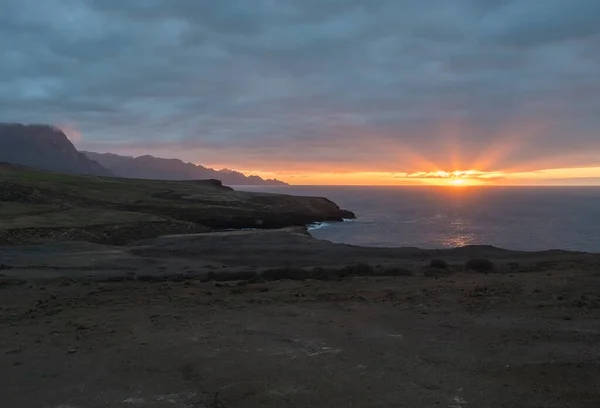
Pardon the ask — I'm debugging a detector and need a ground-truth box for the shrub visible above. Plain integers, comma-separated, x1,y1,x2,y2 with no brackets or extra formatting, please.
429,259,448,269
230,270,259,281
215,270,257,282
465,258,495,273
423,266,452,277
261,267,309,281
383,267,413,276
311,267,345,280
345,263,375,276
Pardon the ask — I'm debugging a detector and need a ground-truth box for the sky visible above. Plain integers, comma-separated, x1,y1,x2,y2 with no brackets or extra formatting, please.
1,0,600,185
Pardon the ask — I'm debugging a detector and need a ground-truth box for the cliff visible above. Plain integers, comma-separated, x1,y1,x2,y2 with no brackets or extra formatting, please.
0,124,113,177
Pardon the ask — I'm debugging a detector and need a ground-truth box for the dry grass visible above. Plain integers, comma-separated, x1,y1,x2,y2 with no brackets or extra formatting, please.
0,202,59,216
0,165,225,205
465,258,496,273
0,208,162,229
0,164,352,244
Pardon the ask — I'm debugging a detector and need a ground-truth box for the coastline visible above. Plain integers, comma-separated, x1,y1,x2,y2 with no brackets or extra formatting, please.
240,184,600,253
1,226,597,284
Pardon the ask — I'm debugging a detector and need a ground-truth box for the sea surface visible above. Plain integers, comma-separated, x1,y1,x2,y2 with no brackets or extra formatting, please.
238,185,600,253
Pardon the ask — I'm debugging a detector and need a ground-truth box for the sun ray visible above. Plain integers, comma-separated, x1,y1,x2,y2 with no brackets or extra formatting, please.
471,118,552,172
435,119,467,170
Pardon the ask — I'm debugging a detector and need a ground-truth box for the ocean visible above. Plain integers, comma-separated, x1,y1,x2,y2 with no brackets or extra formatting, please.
238,185,600,253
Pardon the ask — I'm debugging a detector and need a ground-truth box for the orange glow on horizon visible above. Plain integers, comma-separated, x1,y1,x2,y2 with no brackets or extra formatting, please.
198,165,600,186
196,118,600,186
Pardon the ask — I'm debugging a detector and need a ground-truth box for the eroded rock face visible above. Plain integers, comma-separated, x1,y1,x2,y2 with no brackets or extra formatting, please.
137,190,356,229
0,124,114,177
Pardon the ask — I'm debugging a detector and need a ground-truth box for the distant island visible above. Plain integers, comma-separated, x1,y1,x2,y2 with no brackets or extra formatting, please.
0,123,287,186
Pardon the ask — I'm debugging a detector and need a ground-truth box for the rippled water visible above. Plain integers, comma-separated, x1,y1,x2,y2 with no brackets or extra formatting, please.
238,185,600,252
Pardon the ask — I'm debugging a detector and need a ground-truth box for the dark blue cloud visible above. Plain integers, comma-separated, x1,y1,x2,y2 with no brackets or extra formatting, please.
481,0,600,46
1,0,600,172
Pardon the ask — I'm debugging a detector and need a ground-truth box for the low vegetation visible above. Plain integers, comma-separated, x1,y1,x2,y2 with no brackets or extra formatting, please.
254,263,414,282
429,258,449,269
465,258,495,273
0,163,352,245
383,266,413,276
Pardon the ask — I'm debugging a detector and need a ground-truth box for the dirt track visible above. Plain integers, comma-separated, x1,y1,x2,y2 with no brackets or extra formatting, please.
2,269,599,408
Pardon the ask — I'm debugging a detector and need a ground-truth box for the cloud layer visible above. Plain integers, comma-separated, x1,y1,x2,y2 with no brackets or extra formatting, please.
2,0,600,178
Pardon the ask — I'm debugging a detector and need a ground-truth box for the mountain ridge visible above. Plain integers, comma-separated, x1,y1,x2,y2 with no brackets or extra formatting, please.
82,151,288,185
0,123,114,177
0,123,287,185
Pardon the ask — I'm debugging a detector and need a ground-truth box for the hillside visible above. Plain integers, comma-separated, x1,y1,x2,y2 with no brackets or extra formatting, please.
83,151,287,185
0,163,353,245
0,124,113,177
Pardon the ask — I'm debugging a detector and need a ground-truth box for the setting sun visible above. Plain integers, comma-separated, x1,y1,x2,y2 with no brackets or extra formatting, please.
449,178,466,186
409,169,490,186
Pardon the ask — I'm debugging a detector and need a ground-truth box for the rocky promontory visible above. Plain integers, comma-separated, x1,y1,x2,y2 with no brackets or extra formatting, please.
0,163,354,245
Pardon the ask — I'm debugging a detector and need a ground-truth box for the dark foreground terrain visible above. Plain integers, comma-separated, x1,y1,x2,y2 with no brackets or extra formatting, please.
1,270,599,408
1,227,599,408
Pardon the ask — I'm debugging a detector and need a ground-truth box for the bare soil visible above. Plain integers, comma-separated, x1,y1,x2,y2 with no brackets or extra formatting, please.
1,227,599,407
1,261,599,407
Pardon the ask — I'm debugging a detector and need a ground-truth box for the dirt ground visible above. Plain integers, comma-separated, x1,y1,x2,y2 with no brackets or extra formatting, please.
1,269,599,408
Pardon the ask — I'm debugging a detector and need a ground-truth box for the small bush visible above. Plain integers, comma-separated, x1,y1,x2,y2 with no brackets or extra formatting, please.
310,266,329,279
214,271,254,282
465,258,495,273
423,266,452,277
344,263,375,276
310,267,343,280
383,267,413,276
229,270,259,281
429,259,448,269
261,267,309,281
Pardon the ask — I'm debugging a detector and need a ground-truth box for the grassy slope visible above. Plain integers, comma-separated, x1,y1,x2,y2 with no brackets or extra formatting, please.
0,208,164,229
0,163,223,204
1,166,177,228
0,164,351,244
0,164,243,228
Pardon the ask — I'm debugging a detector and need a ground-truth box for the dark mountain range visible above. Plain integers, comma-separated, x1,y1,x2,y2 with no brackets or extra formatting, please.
0,123,286,185
82,151,288,185
0,123,114,177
